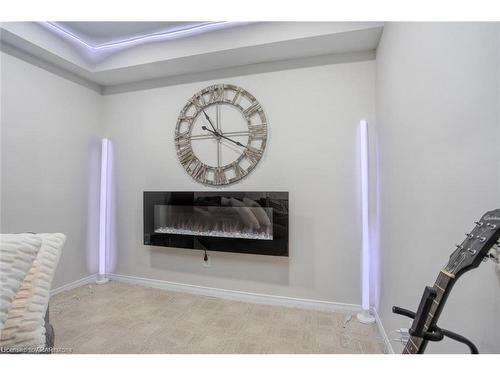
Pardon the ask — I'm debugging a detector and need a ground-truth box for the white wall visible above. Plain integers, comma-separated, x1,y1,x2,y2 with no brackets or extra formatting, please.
0,52,102,288
376,23,500,353
102,60,375,304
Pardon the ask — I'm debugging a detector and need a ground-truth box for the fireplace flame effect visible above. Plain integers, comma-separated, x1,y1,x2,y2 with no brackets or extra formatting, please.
154,216,273,240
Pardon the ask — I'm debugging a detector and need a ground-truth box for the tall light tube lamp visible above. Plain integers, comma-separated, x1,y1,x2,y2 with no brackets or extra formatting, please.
97,138,110,284
357,120,375,324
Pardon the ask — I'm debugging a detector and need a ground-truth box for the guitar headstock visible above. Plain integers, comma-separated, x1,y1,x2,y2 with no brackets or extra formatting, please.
444,209,500,278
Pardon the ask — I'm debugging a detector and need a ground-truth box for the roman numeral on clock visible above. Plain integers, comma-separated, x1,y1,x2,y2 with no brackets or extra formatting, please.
232,89,241,104
178,115,194,124
190,96,204,110
243,103,261,118
244,146,263,164
214,168,227,185
191,161,207,180
178,147,195,166
248,124,267,138
233,163,246,178
175,132,191,147
208,85,225,103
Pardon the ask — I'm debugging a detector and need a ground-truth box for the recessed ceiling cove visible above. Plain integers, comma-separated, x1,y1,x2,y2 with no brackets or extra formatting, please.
41,21,244,52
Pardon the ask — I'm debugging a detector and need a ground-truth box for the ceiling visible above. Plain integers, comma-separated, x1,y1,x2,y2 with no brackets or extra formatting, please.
0,22,384,94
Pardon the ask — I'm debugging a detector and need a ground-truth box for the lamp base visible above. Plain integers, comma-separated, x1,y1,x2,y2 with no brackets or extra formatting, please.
96,275,109,284
357,310,376,324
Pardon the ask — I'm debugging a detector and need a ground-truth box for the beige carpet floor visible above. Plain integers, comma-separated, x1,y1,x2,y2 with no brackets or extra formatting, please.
49,281,386,354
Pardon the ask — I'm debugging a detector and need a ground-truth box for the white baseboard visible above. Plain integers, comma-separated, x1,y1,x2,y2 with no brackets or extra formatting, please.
50,274,97,296
373,308,395,354
108,273,364,315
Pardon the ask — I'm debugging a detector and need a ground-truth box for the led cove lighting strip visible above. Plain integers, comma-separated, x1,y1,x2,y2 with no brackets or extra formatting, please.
41,21,242,52
98,139,110,283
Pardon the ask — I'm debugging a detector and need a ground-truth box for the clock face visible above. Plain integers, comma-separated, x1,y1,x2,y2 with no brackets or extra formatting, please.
175,84,268,186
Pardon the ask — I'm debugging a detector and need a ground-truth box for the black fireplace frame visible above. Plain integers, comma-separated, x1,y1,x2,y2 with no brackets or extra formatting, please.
143,191,289,256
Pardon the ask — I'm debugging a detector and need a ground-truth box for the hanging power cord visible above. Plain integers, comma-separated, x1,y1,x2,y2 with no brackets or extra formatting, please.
342,314,387,353
343,314,353,328
388,328,410,346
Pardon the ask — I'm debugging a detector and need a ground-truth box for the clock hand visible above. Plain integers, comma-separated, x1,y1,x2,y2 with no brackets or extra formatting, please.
201,125,219,137
202,126,248,148
202,108,218,133
219,134,247,148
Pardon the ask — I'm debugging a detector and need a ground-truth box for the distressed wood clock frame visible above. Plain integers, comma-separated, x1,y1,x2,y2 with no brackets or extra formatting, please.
175,84,268,186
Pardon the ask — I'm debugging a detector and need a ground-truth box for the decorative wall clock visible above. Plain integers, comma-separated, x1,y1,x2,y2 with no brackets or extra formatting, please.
175,84,268,186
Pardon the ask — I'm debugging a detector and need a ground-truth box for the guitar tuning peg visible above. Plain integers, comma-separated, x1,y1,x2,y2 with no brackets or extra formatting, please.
486,223,497,229
465,233,474,239
475,221,484,227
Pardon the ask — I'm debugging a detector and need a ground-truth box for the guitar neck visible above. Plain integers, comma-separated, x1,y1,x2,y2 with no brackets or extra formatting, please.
403,271,455,354
399,209,500,354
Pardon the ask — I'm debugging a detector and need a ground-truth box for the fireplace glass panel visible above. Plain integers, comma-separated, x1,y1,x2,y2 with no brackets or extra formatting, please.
154,205,273,240
143,191,288,256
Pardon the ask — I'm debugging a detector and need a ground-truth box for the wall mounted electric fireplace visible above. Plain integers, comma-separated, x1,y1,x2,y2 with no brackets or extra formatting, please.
144,192,288,256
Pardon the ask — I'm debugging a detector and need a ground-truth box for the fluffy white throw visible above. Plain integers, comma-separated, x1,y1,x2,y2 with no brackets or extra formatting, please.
0,233,65,348
0,234,41,331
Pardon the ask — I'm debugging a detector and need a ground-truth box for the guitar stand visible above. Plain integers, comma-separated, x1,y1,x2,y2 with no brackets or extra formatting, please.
392,286,479,354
